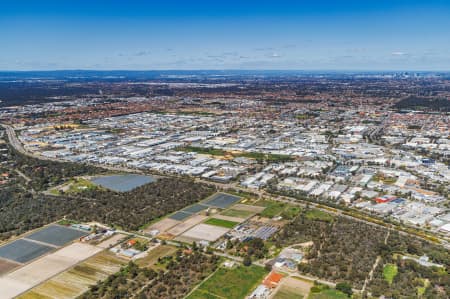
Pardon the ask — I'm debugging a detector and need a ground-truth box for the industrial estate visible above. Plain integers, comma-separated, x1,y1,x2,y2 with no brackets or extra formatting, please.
0,71,448,299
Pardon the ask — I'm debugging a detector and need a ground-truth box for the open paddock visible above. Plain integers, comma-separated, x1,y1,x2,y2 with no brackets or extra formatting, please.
232,204,266,213
179,223,230,242
96,233,127,249
273,276,313,299
144,218,180,234
167,215,208,236
135,245,178,269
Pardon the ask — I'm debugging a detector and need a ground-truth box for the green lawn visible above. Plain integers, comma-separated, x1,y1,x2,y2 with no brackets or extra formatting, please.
186,265,268,299
383,263,398,285
221,209,254,219
204,218,239,228
305,209,334,222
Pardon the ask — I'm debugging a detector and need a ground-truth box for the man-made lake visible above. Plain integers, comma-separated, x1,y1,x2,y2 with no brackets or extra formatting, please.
90,174,156,192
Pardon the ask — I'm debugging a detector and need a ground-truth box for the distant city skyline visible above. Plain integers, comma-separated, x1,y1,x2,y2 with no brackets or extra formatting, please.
1,0,450,71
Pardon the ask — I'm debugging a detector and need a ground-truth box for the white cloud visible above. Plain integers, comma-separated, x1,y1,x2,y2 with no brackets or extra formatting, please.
391,51,408,56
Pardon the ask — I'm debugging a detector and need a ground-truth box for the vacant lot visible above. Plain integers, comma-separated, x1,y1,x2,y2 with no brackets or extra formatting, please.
19,251,125,299
187,265,267,299
144,218,180,234
257,200,285,218
305,209,334,222
180,223,230,242
232,204,266,213
167,215,208,236
204,218,239,229
274,277,312,299
221,208,254,219
135,245,177,269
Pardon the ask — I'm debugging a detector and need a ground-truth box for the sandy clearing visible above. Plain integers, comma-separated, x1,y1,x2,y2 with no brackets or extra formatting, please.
144,218,180,233
167,215,208,236
0,243,102,299
180,223,229,242
233,204,266,213
96,233,126,249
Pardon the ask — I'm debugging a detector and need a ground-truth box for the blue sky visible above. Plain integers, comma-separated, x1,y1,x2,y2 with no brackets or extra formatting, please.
1,0,450,70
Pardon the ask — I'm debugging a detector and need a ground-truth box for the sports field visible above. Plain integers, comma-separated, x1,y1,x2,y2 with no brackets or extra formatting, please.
186,265,267,299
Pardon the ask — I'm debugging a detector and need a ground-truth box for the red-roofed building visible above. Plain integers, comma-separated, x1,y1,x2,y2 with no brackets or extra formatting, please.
263,271,283,288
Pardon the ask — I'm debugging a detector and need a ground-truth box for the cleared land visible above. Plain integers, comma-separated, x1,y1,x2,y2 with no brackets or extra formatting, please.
232,204,266,213
273,277,312,299
0,259,19,276
0,239,54,264
25,225,88,247
0,243,102,299
203,193,241,209
186,265,267,299
179,223,230,242
19,251,126,299
204,218,239,229
167,215,208,236
221,208,255,219
144,218,180,234
135,245,178,269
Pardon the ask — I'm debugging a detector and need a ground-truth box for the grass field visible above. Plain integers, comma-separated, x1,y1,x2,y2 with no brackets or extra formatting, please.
281,206,302,220
383,263,398,285
204,218,239,228
305,209,334,222
308,289,348,299
221,209,254,219
257,200,286,218
274,287,305,299
257,200,301,220
186,265,267,299
135,245,177,269
273,277,312,299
